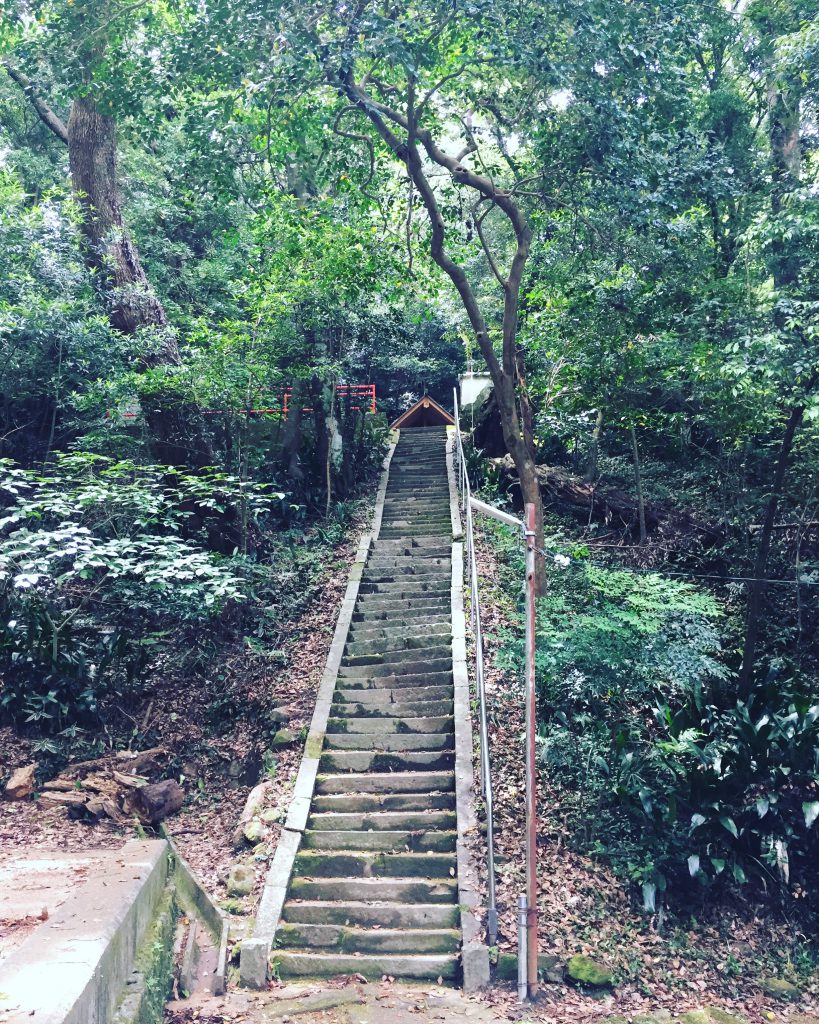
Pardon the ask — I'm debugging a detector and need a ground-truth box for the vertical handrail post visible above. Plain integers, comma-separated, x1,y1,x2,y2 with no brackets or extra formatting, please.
524,502,539,997
452,387,497,947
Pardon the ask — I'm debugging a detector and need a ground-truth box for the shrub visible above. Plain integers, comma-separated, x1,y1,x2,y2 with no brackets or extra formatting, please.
0,455,274,729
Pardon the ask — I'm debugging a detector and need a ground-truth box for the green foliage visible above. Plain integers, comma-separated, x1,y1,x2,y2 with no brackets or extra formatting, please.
0,454,272,729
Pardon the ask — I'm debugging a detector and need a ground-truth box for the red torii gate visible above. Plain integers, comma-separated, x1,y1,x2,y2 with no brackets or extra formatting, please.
108,384,376,420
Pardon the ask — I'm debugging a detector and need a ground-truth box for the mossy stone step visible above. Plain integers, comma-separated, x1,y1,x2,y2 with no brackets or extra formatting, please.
310,791,456,814
338,658,452,679
287,876,457,904
281,900,459,929
329,698,454,719
314,770,455,795
273,951,458,982
323,732,455,752
342,637,452,659
276,923,460,953
335,692,456,708
341,638,450,663
326,715,454,734
348,622,451,642
307,810,457,831
318,749,455,774
336,669,453,689
301,828,457,852
293,850,456,878
358,579,450,595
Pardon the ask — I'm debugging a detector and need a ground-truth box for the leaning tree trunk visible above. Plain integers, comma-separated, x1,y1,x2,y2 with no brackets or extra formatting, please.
67,97,213,469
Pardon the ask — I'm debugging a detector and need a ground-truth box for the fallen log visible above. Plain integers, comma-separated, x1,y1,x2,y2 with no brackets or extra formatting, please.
132,779,185,825
492,455,721,544
39,747,177,826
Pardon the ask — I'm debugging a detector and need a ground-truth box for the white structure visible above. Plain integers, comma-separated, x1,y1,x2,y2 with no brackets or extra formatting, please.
459,371,492,408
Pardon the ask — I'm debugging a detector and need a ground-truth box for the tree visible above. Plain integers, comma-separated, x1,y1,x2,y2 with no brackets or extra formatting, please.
248,0,550,587
2,4,214,468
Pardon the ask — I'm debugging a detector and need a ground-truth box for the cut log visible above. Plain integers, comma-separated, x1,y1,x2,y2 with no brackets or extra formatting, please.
40,791,89,810
112,770,148,789
132,779,184,824
231,781,272,849
42,779,76,792
116,747,167,773
4,764,37,800
81,795,123,822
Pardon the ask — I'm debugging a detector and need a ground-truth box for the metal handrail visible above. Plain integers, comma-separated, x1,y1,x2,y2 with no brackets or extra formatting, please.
452,389,498,946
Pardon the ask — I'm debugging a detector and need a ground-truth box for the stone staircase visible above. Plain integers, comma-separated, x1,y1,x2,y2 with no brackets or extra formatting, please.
275,427,460,982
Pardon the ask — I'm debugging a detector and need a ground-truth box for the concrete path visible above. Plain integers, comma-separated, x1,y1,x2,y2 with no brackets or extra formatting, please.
167,983,506,1023
0,840,168,1024
274,428,463,983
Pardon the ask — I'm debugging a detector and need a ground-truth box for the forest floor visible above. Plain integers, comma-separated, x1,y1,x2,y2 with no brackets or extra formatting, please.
462,526,819,1024
0,497,375,929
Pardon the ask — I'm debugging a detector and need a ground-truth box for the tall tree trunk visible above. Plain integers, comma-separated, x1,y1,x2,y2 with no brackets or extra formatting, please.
630,424,647,545
738,53,807,694
280,383,305,489
738,403,805,696
584,408,604,483
66,97,213,469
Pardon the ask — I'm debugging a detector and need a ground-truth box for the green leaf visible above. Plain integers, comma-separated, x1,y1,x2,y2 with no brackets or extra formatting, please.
803,802,819,829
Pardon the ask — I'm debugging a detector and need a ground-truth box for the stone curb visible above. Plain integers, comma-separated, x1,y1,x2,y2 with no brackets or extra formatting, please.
0,839,170,1024
446,434,490,992
239,435,399,989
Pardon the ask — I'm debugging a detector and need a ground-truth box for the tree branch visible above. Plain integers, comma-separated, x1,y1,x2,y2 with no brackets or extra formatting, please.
475,200,506,288
2,60,68,144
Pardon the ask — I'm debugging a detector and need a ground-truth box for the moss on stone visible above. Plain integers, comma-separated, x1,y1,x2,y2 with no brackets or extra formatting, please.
760,978,800,1001
567,954,613,987
681,1011,713,1024
706,1006,747,1024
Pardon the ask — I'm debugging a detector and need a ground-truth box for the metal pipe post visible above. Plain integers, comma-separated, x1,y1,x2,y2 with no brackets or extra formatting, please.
517,894,529,1001
524,502,539,997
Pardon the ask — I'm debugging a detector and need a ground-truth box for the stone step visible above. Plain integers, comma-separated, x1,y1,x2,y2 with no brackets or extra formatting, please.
358,579,449,596
274,952,458,982
353,600,450,618
310,792,456,814
281,900,459,929
371,541,450,555
337,659,452,679
329,698,454,719
314,771,455,795
343,635,451,658
379,521,452,530
277,923,460,954
361,570,450,585
336,669,453,690
333,685,453,705
341,646,451,668
377,534,451,541
318,749,455,774
293,850,456,878
348,622,450,642
326,715,454,734
307,810,457,831
323,732,454,752
302,829,457,852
